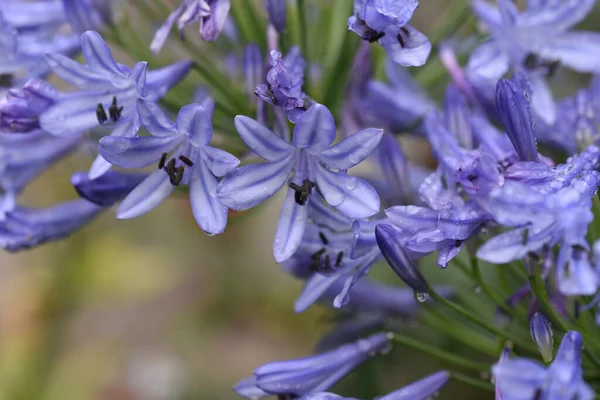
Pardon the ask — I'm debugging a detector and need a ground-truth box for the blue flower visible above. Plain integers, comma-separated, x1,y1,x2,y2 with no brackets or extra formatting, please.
468,0,600,124
233,332,392,399
348,0,431,66
530,312,554,363
98,96,239,235
218,104,382,262
492,331,594,400
0,198,101,251
39,30,192,178
0,3,80,86
495,75,539,162
255,47,307,121
61,0,116,33
150,0,231,53
0,78,58,133
71,170,147,207
265,0,286,33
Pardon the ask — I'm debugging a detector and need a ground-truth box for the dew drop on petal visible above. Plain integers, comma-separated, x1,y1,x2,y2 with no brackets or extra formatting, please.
415,292,429,303
345,176,358,191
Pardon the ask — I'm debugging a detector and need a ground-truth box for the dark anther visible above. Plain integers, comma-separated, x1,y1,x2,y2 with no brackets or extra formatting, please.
179,155,194,167
521,228,529,245
440,175,448,189
166,158,176,178
397,34,405,48
400,27,410,35
365,31,385,43
466,174,477,182
532,388,542,400
0,73,14,88
158,152,168,169
303,179,315,194
96,103,108,124
289,182,303,191
324,254,331,270
108,96,124,122
173,165,185,186
524,53,538,70
290,180,316,206
335,251,343,267
547,60,560,78
311,248,326,260
319,231,329,245
294,191,306,205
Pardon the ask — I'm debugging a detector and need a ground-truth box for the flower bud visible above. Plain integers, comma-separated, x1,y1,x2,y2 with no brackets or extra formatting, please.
530,312,554,362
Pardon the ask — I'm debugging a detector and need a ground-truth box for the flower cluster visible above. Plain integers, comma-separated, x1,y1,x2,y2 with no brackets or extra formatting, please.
4,0,600,398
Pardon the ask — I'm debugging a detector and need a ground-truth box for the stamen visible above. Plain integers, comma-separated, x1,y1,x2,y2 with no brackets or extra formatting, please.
108,96,123,122
397,34,405,48
311,248,326,260
166,158,176,178
96,103,108,124
400,27,409,35
335,251,343,267
172,165,184,186
289,182,303,191
318,231,329,245
521,228,529,245
532,388,542,400
179,155,194,166
324,254,331,270
294,191,304,205
158,152,167,169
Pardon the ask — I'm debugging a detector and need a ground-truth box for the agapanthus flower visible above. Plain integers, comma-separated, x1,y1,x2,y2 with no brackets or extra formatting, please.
0,3,80,86
492,331,594,399
61,0,117,33
348,0,431,66
234,332,392,399
360,58,434,133
98,97,240,235
304,370,449,400
0,170,141,251
265,0,286,33
218,104,383,262
39,30,192,178
468,0,600,124
530,312,554,363
0,78,57,133
255,47,307,121
150,0,231,53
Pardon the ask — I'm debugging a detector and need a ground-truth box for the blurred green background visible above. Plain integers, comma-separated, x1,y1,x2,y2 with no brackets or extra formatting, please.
3,1,600,399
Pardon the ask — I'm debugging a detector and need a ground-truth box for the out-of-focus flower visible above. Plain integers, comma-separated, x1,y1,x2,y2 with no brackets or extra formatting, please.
150,0,231,53
99,97,239,235
492,331,594,399
234,332,392,399
530,312,554,363
265,0,286,33
218,104,382,262
468,0,600,124
348,0,431,66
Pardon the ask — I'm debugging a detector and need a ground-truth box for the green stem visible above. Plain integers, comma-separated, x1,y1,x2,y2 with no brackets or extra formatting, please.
428,0,471,45
450,371,494,392
390,334,489,372
428,287,538,354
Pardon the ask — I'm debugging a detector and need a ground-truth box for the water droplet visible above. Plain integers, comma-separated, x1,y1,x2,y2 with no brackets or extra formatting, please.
414,292,429,303
345,176,358,191
473,286,482,294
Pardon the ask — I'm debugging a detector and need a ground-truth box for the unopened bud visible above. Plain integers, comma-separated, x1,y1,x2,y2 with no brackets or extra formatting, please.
530,312,554,363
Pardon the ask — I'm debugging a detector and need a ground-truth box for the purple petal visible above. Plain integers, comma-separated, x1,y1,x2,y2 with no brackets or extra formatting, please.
233,376,270,399
144,60,193,101
380,25,431,67
217,155,294,210
274,189,309,263
71,170,146,207
137,97,177,137
265,0,287,33
116,170,174,219
477,225,557,264
176,103,213,147
202,145,240,177
189,160,228,235
318,128,383,170
234,115,294,161
495,77,539,162
80,31,123,76
527,72,556,126
518,0,596,31
467,41,510,80
201,0,231,41
98,135,183,168
380,371,449,400
150,5,186,54
536,32,600,74
292,104,336,153
43,53,114,89
470,0,502,29
316,168,380,218
295,273,346,313
492,358,546,400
